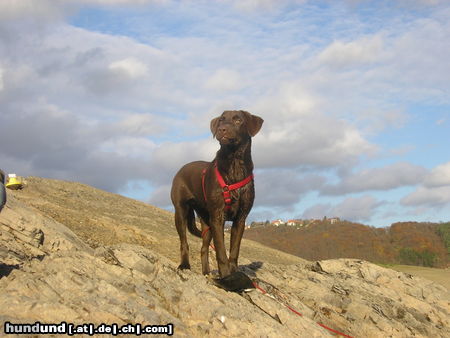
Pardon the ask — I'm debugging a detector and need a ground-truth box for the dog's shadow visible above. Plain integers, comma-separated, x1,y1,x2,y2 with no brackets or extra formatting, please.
239,261,263,277
0,263,20,278
208,261,264,292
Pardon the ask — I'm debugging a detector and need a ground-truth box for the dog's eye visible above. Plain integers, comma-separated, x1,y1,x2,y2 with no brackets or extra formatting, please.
234,118,242,124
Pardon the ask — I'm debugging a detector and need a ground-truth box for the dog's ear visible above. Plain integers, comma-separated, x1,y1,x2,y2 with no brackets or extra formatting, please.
241,111,264,137
210,116,220,137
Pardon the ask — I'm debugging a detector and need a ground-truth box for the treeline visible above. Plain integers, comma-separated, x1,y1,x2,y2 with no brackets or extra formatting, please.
244,221,450,268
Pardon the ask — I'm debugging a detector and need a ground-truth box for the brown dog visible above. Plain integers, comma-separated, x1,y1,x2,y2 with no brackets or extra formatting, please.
171,110,263,278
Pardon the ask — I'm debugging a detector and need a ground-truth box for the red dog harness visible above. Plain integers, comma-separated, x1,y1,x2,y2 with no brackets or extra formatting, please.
202,163,254,211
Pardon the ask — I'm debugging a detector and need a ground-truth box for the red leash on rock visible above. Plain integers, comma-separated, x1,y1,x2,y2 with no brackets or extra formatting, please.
202,229,353,337
251,280,353,337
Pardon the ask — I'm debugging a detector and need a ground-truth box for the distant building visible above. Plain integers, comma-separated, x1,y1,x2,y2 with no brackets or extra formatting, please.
287,219,303,226
271,219,285,226
249,221,266,228
305,219,321,227
329,217,340,224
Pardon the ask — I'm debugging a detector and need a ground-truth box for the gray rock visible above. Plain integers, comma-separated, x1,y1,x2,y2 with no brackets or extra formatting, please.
0,195,93,267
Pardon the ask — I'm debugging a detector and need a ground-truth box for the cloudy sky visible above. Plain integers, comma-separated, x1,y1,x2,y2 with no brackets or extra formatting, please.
1,0,449,227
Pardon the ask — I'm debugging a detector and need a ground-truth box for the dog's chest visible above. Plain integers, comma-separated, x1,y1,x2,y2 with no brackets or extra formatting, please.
223,185,254,221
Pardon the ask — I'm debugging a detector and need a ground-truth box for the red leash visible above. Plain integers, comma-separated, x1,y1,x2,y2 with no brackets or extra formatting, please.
252,280,353,337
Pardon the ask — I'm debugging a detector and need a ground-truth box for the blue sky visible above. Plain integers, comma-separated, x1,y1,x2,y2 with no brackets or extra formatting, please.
1,0,449,227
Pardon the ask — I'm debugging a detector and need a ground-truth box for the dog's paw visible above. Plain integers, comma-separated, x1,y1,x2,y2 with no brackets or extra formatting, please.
178,262,191,270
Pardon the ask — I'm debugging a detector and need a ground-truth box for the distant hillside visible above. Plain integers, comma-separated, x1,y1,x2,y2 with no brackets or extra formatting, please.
244,220,450,268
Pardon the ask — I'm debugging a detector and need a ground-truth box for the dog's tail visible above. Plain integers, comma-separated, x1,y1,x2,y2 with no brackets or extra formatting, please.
187,207,202,238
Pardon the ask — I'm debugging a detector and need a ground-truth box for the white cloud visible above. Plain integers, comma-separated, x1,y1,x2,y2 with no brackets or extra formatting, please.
0,0,166,21
321,162,428,195
354,109,409,134
400,162,450,209
380,14,450,104
401,186,450,207
266,84,321,117
246,82,377,172
399,0,447,6
254,170,326,207
100,137,156,158
0,66,4,91
0,101,156,189
229,0,307,12
148,184,172,207
333,195,382,222
109,58,148,79
4,23,178,110
302,203,331,220
343,0,447,7
84,0,166,4
303,195,382,222
317,35,384,69
423,161,450,188
205,68,243,92
106,113,171,137
0,0,63,20
253,110,376,169
150,139,217,175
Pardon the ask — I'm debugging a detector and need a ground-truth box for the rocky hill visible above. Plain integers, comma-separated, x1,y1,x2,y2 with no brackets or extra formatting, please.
0,177,449,337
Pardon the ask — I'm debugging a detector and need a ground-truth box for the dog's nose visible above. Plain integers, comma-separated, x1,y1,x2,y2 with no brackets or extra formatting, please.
218,126,227,133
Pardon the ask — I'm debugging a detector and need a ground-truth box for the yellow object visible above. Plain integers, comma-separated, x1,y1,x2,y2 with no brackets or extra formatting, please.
6,174,23,190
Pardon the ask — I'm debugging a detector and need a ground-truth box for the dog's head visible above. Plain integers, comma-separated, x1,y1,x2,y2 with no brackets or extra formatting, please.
210,110,263,146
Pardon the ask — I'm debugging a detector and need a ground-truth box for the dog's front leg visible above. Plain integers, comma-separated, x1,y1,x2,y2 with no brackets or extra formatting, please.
210,211,230,277
229,217,246,273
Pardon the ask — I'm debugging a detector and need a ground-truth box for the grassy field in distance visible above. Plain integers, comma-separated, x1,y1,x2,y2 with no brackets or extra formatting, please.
382,264,450,291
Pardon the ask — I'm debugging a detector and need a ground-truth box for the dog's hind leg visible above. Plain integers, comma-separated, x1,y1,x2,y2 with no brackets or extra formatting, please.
200,219,212,275
174,202,191,270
